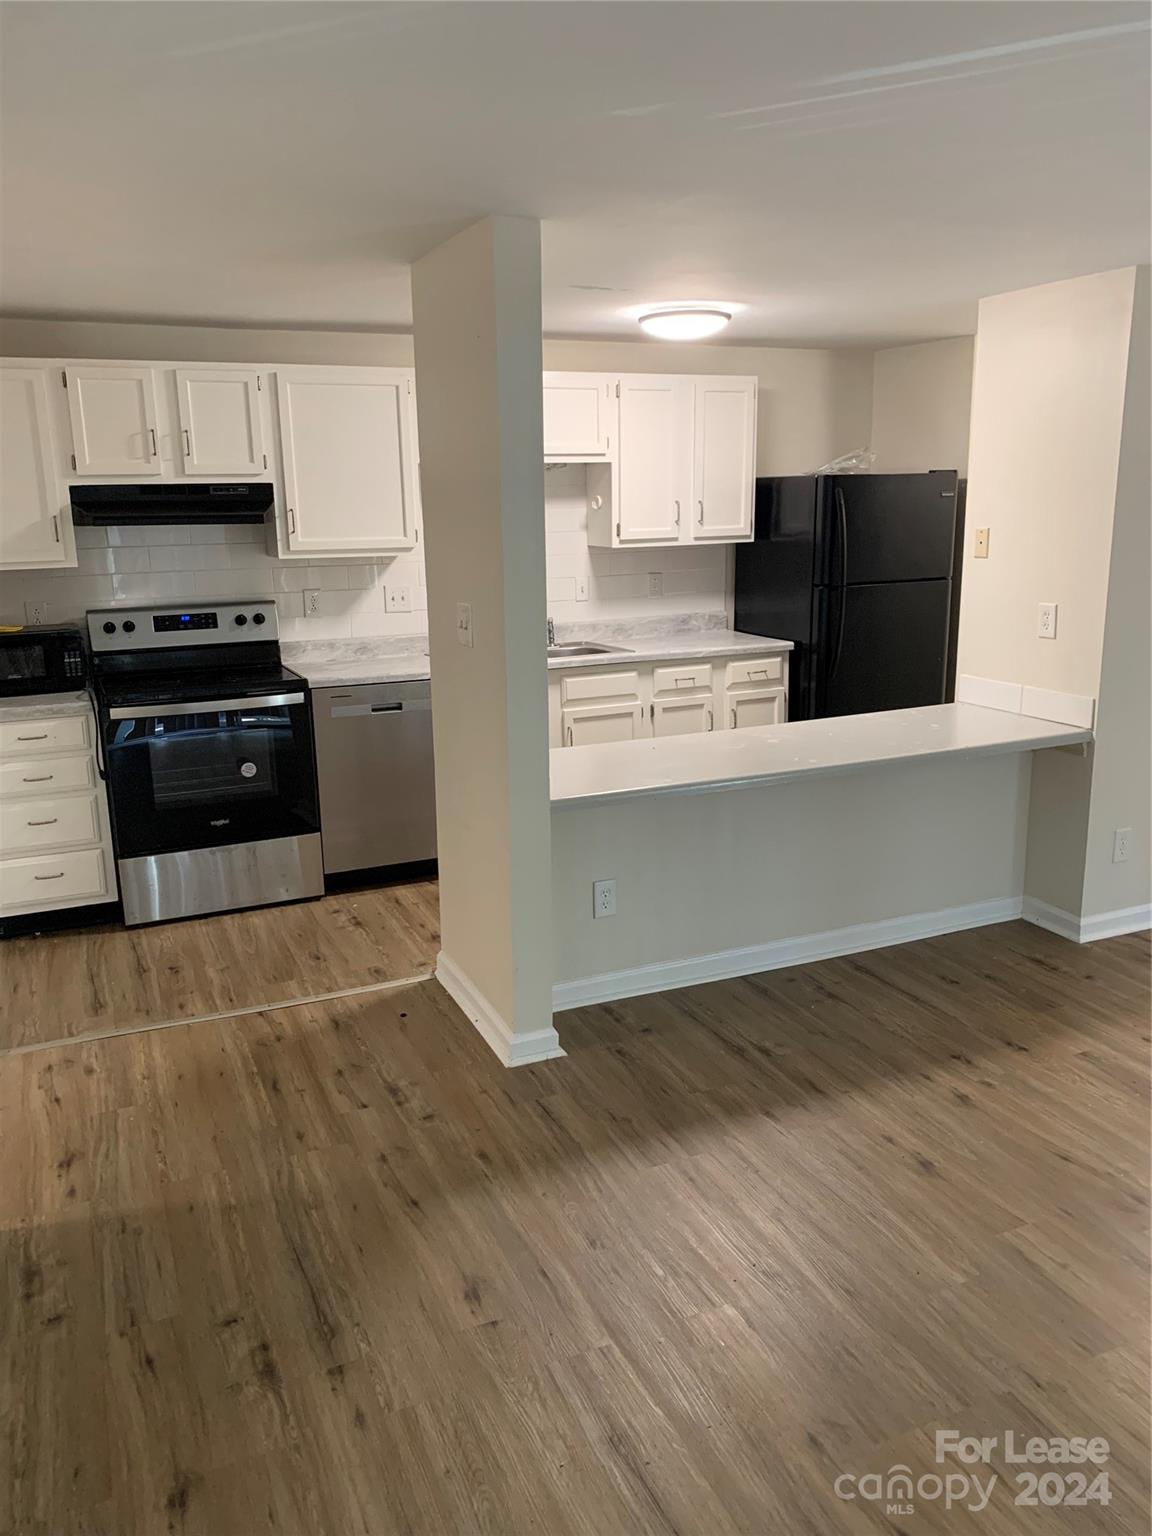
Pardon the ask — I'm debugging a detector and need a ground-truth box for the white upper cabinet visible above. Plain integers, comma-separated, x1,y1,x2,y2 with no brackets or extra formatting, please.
542,373,613,459
0,367,75,569
693,377,757,540
275,368,417,554
614,376,693,543
587,372,757,548
175,368,265,476
65,365,161,476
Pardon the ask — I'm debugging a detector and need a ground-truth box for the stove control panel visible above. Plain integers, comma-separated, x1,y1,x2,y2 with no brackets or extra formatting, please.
87,601,279,651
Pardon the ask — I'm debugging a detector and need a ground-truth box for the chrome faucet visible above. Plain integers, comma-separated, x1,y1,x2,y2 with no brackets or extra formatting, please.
547,618,556,647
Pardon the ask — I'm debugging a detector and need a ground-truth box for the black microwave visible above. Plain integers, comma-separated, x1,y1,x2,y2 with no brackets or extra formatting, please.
0,624,87,696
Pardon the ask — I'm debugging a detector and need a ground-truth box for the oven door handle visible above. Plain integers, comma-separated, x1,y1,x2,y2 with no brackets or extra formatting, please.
106,692,305,720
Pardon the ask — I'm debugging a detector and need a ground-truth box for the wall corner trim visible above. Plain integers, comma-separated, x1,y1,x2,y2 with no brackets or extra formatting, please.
436,952,565,1067
1023,897,1152,944
552,897,1025,1011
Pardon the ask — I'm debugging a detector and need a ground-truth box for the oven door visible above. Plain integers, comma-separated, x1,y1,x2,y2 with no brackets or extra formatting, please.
103,691,319,859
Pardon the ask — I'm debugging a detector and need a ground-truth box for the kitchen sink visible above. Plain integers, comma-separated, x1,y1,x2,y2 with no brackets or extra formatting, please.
547,642,632,658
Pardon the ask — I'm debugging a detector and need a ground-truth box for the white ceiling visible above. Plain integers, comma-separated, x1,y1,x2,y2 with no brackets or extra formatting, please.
1,1,1148,347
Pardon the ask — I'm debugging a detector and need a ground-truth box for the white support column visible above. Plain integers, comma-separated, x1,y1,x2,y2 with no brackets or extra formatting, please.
412,216,561,1065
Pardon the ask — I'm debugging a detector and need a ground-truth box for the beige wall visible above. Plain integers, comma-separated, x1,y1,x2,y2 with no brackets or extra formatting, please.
412,217,557,1061
0,317,875,479
957,268,1137,702
553,754,1030,990
870,336,974,475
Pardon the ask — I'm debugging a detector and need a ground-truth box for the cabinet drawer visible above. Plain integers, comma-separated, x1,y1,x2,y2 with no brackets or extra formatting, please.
0,792,101,854
0,753,95,799
0,846,110,913
652,662,712,695
726,655,784,688
560,669,643,705
0,714,89,757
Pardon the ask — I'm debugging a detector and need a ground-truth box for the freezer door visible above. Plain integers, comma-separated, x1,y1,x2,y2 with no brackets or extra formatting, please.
818,471,958,586
815,578,952,718
733,477,818,643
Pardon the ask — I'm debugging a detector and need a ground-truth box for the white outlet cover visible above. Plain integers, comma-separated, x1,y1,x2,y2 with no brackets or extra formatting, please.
647,572,663,596
456,601,473,647
1038,602,1058,638
23,600,48,626
593,878,616,918
304,588,321,615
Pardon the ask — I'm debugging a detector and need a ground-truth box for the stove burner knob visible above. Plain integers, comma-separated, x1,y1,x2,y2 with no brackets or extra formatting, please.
234,613,248,626
252,611,266,625
102,621,117,635
122,620,136,633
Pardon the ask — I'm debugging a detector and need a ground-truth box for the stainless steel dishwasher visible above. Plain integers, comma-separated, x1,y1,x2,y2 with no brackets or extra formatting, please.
312,680,437,874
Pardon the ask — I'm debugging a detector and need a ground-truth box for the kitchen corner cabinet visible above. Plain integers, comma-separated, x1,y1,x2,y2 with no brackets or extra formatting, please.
549,649,788,747
64,365,162,476
0,367,76,570
175,368,266,476
586,373,756,548
543,373,614,460
273,368,420,557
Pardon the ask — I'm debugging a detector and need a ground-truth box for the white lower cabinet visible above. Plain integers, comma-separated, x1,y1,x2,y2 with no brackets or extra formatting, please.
0,705,115,918
550,651,788,747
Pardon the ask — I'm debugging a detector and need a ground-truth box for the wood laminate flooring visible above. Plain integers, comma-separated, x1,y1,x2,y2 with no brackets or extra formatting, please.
2,920,1149,1534
0,877,440,1052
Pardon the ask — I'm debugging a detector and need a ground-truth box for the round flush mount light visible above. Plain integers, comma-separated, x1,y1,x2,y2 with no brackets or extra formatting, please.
638,306,733,341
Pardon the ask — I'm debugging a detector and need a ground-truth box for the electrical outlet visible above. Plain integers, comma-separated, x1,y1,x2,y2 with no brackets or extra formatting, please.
647,572,663,597
385,584,411,613
304,589,321,615
23,600,47,626
575,578,589,602
1038,602,1058,639
593,878,617,918
1113,827,1132,864
456,601,473,647
973,527,990,559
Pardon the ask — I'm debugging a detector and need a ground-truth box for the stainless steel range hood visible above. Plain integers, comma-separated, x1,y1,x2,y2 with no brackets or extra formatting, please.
70,483,273,527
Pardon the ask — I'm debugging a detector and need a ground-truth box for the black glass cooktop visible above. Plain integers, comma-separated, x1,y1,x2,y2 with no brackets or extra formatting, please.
95,662,307,711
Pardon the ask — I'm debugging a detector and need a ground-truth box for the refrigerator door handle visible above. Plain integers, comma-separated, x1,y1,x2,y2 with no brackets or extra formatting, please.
830,487,849,679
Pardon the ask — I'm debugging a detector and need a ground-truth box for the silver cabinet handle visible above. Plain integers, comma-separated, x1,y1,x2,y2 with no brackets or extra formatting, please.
52,514,60,543
34,871,64,881
183,428,192,458
730,708,737,728
697,500,704,525
566,725,573,746
108,691,303,720
16,733,48,742
27,818,58,827
674,499,681,525
148,427,158,457
22,774,53,783
708,708,714,731
288,507,297,535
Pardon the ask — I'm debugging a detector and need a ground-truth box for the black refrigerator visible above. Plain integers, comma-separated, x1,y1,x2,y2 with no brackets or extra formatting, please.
734,471,960,720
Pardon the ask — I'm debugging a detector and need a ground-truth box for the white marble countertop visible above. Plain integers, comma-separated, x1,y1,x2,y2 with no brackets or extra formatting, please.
0,690,93,722
550,703,1092,808
283,617,791,689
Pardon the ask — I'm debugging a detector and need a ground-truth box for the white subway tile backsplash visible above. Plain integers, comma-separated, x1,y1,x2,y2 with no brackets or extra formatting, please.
1,468,726,639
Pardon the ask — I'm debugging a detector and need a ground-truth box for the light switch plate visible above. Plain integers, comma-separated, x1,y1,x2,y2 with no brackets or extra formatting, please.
647,572,664,596
974,527,990,559
385,585,412,613
575,578,589,602
456,601,473,647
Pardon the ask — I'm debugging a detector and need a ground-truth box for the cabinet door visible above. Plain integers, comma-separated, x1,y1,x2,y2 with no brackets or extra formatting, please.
277,370,417,553
652,696,713,738
0,368,74,569
560,701,644,747
543,373,612,458
692,377,756,541
616,376,692,543
726,687,786,730
65,366,161,476
176,369,265,475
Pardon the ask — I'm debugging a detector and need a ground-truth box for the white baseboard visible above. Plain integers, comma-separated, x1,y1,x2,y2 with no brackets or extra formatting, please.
552,897,1025,1012
436,952,566,1067
1023,897,1152,943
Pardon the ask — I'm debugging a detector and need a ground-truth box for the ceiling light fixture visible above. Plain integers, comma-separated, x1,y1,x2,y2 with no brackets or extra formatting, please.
638,306,733,341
